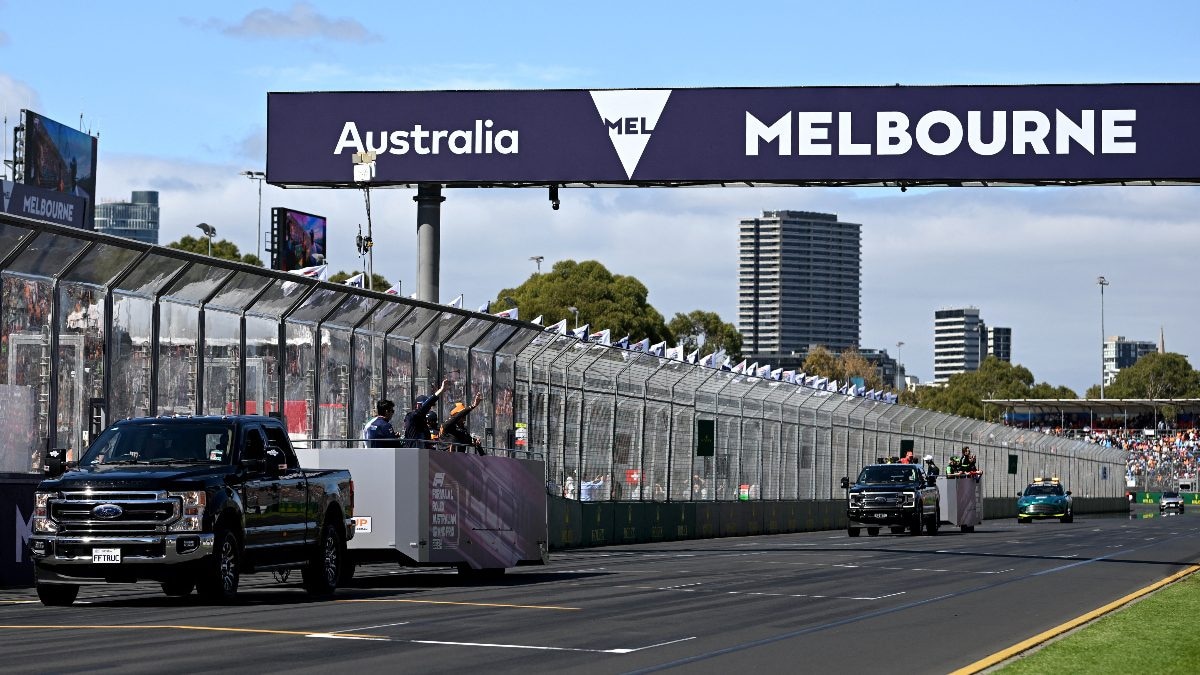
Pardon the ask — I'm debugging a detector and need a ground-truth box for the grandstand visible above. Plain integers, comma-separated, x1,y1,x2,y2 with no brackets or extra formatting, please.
987,399,1200,492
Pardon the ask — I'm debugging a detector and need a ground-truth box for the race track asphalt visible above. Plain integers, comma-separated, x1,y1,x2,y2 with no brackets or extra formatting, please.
1,505,1195,674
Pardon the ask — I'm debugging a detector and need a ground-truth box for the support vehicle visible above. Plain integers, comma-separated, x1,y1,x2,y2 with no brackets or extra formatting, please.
841,463,940,537
1016,477,1073,523
30,415,354,606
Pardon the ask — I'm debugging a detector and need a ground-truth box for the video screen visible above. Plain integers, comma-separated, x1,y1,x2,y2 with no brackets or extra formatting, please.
21,110,99,229
272,207,327,271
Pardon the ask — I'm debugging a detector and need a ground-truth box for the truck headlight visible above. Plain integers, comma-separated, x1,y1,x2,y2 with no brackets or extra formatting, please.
33,491,58,533
902,492,916,506
849,493,863,506
168,490,206,532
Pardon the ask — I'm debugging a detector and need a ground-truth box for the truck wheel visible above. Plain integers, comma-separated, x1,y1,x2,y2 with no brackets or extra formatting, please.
925,512,939,535
847,527,860,537
303,521,343,596
909,512,923,535
867,527,880,536
161,579,195,597
197,528,240,602
36,584,79,606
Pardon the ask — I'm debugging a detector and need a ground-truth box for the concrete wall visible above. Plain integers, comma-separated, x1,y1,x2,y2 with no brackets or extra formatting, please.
548,496,1131,550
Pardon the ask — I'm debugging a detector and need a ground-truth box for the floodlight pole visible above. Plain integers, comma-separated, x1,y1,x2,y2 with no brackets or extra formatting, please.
414,184,444,303
1098,276,1109,398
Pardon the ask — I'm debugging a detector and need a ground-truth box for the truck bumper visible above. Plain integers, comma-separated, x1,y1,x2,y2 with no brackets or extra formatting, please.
31,533,214,585
847,509,918,526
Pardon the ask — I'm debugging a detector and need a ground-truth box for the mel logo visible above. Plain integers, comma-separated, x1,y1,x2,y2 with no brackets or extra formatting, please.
590,90,672,179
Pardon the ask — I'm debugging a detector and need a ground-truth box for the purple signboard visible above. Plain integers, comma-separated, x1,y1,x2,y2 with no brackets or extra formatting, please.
426,452,546,569
2,180,88,229
267,84,1200,187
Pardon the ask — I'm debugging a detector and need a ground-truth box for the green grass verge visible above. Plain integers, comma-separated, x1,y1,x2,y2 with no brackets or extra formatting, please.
998,573,1200,673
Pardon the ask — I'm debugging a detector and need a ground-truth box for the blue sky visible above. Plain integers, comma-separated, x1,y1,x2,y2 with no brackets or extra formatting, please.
3,1,1199,394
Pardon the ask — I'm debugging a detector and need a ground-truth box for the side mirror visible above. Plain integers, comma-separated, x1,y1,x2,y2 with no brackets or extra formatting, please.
1016,490,1022,496
43,447,69,478
840,477,849,490
1066,490,1072,496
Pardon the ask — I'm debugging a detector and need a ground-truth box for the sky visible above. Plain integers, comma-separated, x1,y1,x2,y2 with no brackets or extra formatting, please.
2,1,1199,395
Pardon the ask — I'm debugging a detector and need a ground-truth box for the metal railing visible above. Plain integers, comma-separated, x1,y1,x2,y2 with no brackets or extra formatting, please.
0,214,1125,500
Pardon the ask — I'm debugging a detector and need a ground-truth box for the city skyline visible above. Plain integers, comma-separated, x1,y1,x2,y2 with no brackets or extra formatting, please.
2,2,1199,395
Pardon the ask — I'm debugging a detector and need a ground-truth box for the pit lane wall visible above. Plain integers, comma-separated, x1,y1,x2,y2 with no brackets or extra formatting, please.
546,495,1130,548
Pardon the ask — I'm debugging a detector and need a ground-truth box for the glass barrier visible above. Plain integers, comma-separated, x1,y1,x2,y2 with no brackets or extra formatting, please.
0,215,1127,502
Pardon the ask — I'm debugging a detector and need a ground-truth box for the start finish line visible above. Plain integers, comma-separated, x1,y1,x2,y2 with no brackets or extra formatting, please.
267,83,1200,188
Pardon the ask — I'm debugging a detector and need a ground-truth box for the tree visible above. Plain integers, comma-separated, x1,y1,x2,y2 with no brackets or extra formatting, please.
905,357,1077,422
1102,352,1200,400
668,310,742,360
839,348,884,391
329,270,392,291
167,235,263,267
492,260,671,343
802,345,842,381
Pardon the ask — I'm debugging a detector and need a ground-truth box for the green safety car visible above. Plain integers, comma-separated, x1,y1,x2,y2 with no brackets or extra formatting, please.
1017,477,1073,524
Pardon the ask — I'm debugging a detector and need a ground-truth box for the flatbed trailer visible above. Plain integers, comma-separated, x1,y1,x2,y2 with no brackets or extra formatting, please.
295,447,548,575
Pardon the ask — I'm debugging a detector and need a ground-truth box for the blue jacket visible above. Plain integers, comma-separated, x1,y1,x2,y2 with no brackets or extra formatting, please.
363,416,401,447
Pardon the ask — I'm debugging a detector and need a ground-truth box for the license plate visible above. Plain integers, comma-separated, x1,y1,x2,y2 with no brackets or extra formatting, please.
874,513,888,519
92,548,121,564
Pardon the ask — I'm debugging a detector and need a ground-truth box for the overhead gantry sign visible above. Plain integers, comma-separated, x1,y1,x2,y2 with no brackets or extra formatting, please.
267,83,1200,189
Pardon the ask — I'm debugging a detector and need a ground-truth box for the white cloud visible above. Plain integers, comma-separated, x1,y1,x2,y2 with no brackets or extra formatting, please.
198,2,381,43
93,152,1200,395
0,72,41,120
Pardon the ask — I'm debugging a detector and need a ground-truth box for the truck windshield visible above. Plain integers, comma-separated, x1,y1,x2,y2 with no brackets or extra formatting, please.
80,424,234,465
1024,484,1064,496
858,466,919,484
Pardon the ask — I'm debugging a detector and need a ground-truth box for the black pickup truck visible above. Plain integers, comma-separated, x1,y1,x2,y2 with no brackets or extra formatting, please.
841,463,940,537
30,415,354,606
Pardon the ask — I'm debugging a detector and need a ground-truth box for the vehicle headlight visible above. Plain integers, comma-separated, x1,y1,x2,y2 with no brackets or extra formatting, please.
33,492,58,533
902,492,916,506
168,490,206,532
849,493,863,506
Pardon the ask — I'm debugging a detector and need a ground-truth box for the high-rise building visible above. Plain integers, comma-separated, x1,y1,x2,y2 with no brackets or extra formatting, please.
1103,336,1156,385
95,191,159,244
738,210,861,357
988,326,1012,362
934,307,983,383
934,307,1012,382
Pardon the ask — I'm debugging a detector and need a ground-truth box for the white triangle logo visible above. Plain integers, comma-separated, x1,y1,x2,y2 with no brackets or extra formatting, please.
589,89,672,180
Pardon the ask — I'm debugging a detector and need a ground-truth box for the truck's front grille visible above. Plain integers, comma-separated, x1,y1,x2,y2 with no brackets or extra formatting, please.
50,491,178,534
858,492,905,509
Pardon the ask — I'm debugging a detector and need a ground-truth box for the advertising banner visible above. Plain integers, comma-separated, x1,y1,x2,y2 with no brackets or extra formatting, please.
2,180,88,229
20,110,98,228
271,207,327,272
267,84,1200,187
